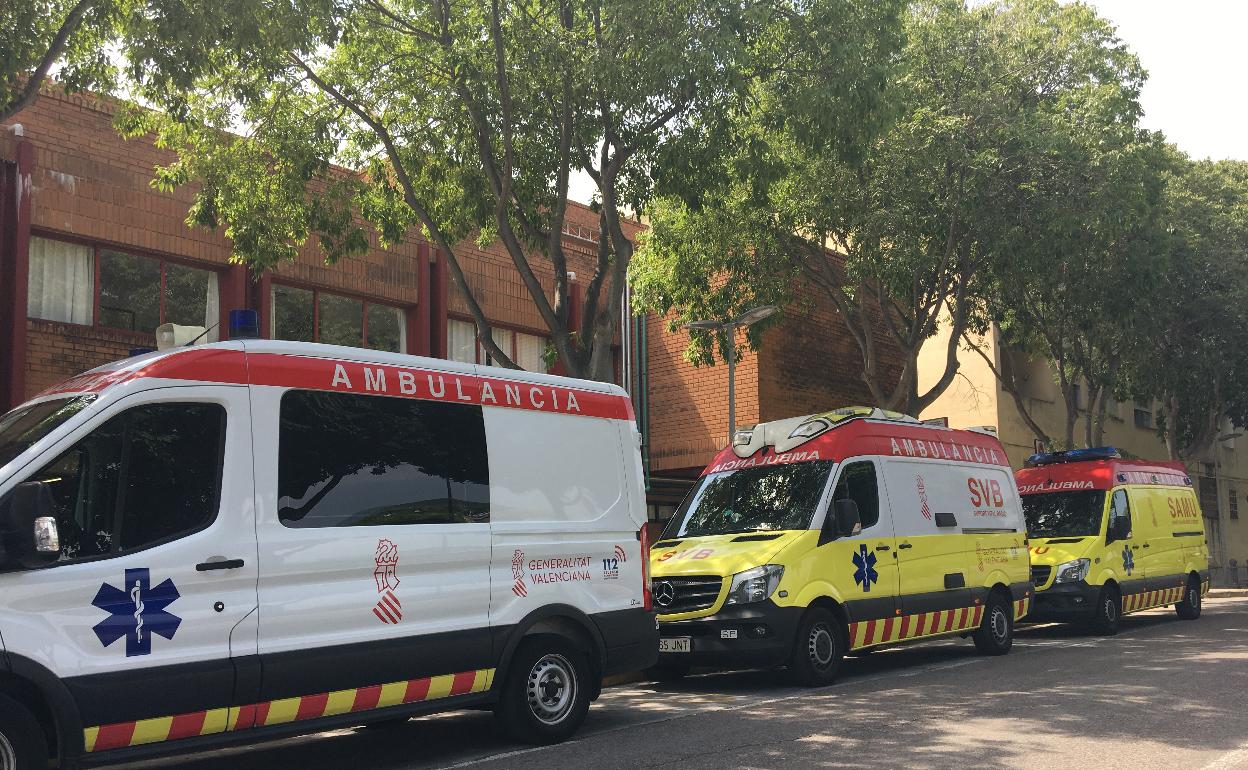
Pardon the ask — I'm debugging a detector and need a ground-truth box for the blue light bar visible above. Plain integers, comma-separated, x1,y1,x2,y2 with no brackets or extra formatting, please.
229,309,260,340
1024,446,1122,468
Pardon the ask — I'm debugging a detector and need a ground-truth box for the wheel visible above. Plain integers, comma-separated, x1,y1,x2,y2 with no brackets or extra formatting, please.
1176,576,1202,620
0,694,46,770
648,662,691,682
787,607,844,687
1089,586,1121,635
494,636,590,745
972,595,1013,655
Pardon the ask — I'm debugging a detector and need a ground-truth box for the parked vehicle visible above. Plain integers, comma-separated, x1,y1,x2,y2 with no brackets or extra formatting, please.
649,407,1032,686
0,340,656,769
1018,447,1210,634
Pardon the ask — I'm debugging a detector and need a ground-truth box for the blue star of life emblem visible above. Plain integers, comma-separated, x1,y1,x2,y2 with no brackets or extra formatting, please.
1121,545,1135,576
852,544,879,592
92,568,181,657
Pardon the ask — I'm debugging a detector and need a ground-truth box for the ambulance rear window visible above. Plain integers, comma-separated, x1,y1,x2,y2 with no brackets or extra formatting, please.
0,395,96,467
667,460,835,538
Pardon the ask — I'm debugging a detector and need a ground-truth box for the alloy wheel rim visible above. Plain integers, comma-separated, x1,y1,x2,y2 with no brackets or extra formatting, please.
808,623,835,669
991,607,1009,644
0,731,15,770
526,654,577,726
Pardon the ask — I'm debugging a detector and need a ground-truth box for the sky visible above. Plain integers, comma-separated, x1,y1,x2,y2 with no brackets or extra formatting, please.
1086,0,1248,162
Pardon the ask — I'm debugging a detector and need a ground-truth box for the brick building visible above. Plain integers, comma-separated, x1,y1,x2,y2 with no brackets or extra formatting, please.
1,88,900,520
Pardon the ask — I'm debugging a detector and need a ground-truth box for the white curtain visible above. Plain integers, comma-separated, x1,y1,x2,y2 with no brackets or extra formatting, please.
515,332,547,372
447,319,477,364
28,237,92,325
204,270,220,341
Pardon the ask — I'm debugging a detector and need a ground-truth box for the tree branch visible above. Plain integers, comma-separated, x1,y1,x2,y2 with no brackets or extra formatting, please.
1,0,98,122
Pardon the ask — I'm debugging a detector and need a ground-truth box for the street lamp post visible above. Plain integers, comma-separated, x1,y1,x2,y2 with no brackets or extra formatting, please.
685,305,779,442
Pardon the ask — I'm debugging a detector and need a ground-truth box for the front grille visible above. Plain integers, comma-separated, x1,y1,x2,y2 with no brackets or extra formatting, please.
653,575,723,615
1031,565,1053,588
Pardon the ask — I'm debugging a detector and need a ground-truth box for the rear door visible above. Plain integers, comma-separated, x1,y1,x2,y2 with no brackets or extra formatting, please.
0,386,258,754
251,384,494,720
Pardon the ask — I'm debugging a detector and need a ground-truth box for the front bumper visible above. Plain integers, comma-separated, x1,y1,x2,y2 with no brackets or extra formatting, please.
657,600,803,667
1028,581,1099,622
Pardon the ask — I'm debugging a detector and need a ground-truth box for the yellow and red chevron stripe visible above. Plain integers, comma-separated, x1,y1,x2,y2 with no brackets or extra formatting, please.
1014,595,1031,621
849,605,983,649
83,667,494,754
1122,585,1184,614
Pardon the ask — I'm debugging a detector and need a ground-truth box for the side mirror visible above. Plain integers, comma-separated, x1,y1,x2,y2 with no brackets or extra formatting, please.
0,481,61,569
820,499,863,544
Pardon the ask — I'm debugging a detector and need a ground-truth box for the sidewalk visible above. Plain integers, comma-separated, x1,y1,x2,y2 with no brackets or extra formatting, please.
1209,588,1247,598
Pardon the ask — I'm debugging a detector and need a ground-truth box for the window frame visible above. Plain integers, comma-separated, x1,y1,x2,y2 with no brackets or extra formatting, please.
29,231,224,336
829,459,882,532
270,281,407,353
2,397,229,569
446,314,549,372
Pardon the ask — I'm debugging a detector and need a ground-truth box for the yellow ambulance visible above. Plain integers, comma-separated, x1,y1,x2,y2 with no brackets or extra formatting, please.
649,408,1032,686
1018,448,1211,634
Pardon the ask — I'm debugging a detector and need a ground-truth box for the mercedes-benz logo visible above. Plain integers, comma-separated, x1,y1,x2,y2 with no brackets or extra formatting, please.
654,580,676,608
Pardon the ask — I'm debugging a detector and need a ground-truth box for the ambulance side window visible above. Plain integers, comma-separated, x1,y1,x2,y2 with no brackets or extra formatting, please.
7,402,226,563
1108,489,1132,541
832,462,880,530
277,390,490,528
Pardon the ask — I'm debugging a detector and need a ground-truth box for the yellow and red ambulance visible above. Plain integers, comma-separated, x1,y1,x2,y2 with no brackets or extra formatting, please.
1018,448,1211,634
649,407,1032,686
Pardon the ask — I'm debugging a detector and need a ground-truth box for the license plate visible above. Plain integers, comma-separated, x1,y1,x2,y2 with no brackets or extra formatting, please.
659,637,691,653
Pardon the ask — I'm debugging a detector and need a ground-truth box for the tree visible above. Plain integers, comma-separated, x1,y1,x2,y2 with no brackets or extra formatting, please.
1,0,120,122
114,0,786,381
1130,157,1248,460
631,0,1150,416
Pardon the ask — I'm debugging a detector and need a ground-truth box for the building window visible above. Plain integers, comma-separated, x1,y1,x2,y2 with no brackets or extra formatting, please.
1133,401,1154,430
1231,487,1240,520
27,236,219,338
270,284,405,353
445,318,548,372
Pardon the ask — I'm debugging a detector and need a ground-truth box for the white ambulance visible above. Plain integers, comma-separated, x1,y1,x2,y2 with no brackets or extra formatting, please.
0,340,656,769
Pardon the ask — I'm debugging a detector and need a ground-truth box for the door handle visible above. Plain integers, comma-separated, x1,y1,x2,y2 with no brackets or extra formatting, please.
1131,545,1140,550
1142,544,1150,549
875,545,891,552
898,543,914,550
196,558,245,572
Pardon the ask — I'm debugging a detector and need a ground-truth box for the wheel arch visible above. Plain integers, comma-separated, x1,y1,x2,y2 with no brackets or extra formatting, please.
804,596,850,646
0,653,83,764
497,605,605,699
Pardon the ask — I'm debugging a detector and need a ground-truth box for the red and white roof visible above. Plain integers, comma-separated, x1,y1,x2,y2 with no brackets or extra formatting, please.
1015,458,1190,495
29,340,634,421
702,407,1010,476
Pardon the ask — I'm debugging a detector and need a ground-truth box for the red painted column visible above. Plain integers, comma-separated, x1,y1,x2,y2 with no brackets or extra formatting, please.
0,142,34,409
430,249,448,359
408,243,430,356
219,263,248,338
254,271,272,339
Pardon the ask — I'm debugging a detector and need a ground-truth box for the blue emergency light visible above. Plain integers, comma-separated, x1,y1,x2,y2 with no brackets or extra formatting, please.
229,309,260,340
1024,446,1122,468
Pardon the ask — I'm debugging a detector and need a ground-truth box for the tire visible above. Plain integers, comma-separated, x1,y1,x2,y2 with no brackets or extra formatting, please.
787,607,844,687
1089,586,1121,636
972,595,1014,655
494,636,590,745
648,662,691,682
1176,576,1202,620
0,694,46,770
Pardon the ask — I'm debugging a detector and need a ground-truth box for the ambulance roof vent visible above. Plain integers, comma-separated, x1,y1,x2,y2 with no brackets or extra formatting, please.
1025,446,1121,468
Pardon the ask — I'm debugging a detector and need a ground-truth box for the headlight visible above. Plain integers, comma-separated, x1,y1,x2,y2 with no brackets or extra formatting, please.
1053,558,1090,584
724,564,784,606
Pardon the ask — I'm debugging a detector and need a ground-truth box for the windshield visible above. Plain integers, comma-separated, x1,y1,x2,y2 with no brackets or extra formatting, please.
0,396,97,467
1023,490,1107,539
665,460,835,539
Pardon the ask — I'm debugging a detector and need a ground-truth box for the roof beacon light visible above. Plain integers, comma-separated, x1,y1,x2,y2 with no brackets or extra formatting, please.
229,309,260,340
1024,446,1122,468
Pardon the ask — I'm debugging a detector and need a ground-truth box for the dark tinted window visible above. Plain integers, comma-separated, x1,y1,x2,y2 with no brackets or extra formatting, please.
832,461,880,529
666,461,834,538
99,250,161,332
0,396,96,467
278,391,490,528
15,402,225,561
1023,491,1107,538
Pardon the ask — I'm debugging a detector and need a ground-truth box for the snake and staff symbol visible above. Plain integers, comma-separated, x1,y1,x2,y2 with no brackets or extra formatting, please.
131,579,145,645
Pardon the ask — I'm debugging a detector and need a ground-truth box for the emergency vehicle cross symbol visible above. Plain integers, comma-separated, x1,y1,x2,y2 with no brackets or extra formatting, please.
1122,544,1135,576
853,544,879,592
91,568,181,657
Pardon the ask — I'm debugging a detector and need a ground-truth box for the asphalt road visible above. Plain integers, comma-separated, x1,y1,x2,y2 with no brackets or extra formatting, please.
118,594,1248,770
